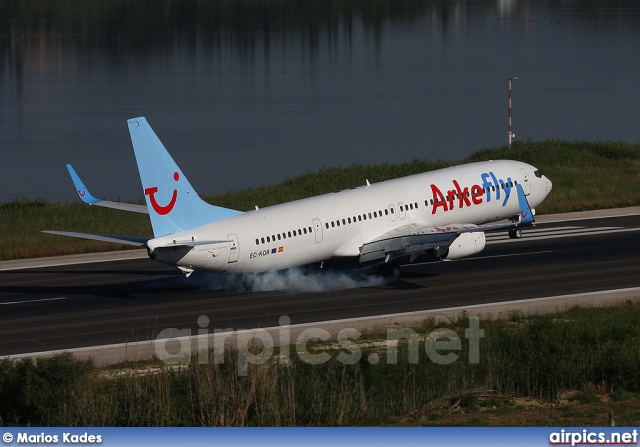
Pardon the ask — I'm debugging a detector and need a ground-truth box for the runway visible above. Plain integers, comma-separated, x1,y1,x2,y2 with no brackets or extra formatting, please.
1,214,639,356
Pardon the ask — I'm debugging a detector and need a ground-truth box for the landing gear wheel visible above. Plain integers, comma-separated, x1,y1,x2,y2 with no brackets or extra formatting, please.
377,263,401,280
508,228,522,239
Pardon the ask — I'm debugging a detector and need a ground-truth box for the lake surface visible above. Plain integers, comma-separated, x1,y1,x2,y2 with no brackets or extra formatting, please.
1,0,639,202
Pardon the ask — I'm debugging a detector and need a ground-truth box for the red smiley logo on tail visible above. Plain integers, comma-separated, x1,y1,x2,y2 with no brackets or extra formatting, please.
520,210,528,219
145,172,179,215
77,188,86,197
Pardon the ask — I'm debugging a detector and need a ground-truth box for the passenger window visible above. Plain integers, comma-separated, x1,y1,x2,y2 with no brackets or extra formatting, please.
277,234,281,240
308,227,312,233
391,208,394,214
267,236,271,242
255,239,259,245
325,223,329,229
358,215,362,221
283,233,287,239
337,221,340,227
374,211,377,218
288,231,292,238
368,213,372,219
261,237,265,244
348,217,352,224
303,228,307,234
384,209,388,216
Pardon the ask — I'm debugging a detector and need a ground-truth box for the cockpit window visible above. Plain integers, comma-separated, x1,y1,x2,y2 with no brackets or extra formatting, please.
534,169,543,178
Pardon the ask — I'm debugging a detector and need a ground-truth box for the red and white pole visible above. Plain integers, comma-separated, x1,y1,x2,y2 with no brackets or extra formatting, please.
507,77,518,146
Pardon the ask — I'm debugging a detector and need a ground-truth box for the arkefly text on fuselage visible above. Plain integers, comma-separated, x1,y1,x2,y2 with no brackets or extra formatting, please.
45,117,552,278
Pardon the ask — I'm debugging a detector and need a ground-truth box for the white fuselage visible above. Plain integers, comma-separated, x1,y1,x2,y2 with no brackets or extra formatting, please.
146,160,552,273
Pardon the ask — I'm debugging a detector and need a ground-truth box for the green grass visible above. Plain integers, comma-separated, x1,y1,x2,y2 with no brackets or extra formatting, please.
0,200,151,260
1,301,639,426
2,139,639,260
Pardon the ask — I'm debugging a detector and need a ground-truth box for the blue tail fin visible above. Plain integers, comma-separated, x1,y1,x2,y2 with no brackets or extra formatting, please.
127,117,241,237
515,183,534,225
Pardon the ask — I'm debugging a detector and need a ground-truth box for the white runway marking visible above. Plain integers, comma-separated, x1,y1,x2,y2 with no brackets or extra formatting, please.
487,226,640,244
0,296,68,306
452,250,555,262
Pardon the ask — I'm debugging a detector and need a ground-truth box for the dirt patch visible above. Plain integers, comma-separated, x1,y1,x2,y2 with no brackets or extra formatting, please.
395,388,640,426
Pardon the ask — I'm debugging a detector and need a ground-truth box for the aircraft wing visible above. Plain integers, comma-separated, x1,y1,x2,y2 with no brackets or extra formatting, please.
67,164,149,214
359,222,474,263
360,184,534,263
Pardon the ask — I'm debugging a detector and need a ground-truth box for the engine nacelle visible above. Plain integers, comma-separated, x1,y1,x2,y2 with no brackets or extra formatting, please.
440,232,486,260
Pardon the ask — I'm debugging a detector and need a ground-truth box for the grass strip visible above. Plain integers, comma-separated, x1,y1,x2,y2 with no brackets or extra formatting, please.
1,301,639,426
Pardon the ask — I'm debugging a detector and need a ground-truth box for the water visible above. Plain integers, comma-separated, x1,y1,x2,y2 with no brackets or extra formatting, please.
1,0,639,203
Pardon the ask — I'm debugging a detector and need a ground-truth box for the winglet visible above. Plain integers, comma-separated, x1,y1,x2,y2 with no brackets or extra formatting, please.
516,183,534,225
65,164,149,213
66,164,100,205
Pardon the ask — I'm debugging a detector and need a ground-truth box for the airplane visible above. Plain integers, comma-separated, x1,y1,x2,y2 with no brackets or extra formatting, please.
44,117,552,279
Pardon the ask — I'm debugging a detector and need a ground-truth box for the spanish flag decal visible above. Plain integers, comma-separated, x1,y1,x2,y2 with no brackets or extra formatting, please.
278,246,284,253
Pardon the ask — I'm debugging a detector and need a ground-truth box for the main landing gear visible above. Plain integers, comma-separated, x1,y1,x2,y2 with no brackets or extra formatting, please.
377,263,401,280
508,228,522,239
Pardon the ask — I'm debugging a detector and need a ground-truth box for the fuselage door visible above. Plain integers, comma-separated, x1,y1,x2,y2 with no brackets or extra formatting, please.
398,202,406,220
227,233,239,263
519,168,531,195
388,204,396,222
312,218,323,243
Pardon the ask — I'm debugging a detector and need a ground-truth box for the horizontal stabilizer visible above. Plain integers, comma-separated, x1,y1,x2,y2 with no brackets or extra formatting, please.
42,230,150,247
66,164,148,214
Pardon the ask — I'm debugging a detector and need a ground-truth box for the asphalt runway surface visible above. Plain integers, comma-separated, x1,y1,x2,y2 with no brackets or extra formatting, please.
1,215,639,356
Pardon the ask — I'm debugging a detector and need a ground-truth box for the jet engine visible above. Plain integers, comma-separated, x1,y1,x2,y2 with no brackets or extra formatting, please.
438,232,486,260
